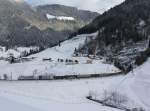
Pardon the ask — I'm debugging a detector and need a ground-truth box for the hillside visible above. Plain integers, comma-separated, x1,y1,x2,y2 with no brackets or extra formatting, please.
117,58,150,110
0,32,120,79
0,0,98,48
78,0,150,34
75,0,150,72
36,4,99,31
0,0,67,47
36,4,98,22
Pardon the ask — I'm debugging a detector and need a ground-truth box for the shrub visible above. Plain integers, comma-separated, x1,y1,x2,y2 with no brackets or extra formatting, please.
135,52,147,66
102,90,128,106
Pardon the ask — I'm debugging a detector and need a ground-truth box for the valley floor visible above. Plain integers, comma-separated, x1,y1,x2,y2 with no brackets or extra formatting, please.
0,76,124,111
1,59,150,111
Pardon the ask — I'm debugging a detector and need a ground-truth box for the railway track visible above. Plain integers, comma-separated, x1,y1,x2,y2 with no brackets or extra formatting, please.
17,72,124,81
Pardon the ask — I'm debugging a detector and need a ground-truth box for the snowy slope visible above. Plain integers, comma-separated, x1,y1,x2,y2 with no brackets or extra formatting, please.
0,32,120,80
116,58,150,110
129,59,150,110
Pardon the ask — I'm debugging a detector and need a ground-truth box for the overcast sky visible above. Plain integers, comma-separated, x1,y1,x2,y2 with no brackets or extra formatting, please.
25,0,124,13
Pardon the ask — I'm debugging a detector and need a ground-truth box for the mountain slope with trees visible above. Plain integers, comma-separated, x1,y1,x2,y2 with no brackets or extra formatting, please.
36,4,99,31
0,0,98,48
75,0,150,72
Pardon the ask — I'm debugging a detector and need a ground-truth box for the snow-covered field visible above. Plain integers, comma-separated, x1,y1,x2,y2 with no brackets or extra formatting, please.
0,59,149,111
0,32,120,80
0,76,124,111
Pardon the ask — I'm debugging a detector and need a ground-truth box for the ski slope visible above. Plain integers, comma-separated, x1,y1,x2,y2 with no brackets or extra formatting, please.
0,32,120,80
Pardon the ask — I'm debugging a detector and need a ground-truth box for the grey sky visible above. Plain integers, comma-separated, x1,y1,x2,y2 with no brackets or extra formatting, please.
25,0,124,13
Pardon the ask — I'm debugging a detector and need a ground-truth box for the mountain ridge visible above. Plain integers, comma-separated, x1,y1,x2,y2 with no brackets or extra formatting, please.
36,4,99,22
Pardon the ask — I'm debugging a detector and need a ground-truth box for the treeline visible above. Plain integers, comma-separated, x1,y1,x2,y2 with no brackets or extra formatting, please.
72,0,150,73
77,0,150,35
135,47,150,66
20,47,45,57
76,0,150,47
0,25,70,48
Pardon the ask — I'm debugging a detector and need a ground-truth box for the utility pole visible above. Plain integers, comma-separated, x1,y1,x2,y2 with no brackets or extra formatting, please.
10,72,12,81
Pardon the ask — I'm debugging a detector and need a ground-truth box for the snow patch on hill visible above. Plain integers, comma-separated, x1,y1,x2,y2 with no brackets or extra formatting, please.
46,14,75,21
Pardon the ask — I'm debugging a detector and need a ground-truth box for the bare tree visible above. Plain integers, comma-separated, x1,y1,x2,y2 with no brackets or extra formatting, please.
102,90,128,106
